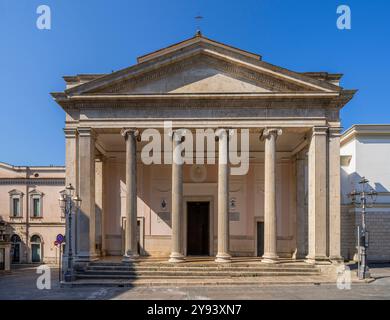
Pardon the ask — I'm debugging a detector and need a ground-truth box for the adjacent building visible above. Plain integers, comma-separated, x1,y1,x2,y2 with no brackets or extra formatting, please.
0,162,65,264
341,125,390,262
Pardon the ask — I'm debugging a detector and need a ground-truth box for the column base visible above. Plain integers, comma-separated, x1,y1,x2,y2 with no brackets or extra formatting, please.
168,252,185,263
262,253,279,264
329,255,344,264
75,253,99,263
122,252,139,263
305,255,331,265
292,249,308,260
215,253,232,263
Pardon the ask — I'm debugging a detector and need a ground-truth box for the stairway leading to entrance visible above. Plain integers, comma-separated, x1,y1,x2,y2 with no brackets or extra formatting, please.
65,257,335,287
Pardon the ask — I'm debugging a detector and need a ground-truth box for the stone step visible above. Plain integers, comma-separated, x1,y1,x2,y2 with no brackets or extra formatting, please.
85,267,320,274
87,265,318,271
63,277,335,288
76,271,320,279
88,263,316,269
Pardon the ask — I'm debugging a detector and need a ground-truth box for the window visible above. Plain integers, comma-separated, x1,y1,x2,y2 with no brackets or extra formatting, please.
33,198,41,217
13,198,20,217
9,190,23,218
29,189,43,218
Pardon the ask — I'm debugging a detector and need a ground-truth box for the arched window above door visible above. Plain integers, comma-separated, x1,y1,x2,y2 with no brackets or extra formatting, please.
30,235,42,243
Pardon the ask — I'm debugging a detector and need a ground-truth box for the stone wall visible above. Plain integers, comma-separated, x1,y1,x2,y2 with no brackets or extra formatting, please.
341,207,390,262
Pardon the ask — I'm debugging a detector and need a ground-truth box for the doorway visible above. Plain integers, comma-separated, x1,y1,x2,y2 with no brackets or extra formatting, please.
0,248,4,270
187,202,210,256
31,235,42,263
11,234,21,263
257,222,264,257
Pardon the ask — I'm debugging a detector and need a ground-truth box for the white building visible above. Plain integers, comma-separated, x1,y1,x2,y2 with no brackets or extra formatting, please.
341,125,390,262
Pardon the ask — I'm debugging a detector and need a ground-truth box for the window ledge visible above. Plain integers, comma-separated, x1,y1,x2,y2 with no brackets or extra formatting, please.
30,216,43,220
9,216,23,219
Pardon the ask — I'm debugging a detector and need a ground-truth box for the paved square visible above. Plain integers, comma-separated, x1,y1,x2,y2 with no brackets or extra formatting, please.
1,264,390,300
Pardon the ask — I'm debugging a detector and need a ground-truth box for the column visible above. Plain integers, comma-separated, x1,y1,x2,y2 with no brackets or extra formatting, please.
77,128,97,261
122,129,139,262
95,155,105,256
295,149,308,259
328,127,343,262
63,128,78,269
169,130,185,263
262,128,282,263
215,129,231,263
306,127,329,264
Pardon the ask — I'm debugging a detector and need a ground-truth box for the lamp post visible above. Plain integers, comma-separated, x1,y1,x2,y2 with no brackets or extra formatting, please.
59,184,81,282
348,177,377,280
0,221,5,242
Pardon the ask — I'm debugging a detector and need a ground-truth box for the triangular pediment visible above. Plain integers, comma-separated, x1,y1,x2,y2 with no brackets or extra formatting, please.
95,55,290,94
63,35,342,96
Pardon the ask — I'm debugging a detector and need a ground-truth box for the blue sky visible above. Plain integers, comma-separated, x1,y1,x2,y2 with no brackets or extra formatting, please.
0,0,389,166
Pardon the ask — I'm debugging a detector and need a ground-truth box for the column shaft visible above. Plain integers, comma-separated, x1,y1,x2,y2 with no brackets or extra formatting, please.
295,150,308,259
122,129,139,261
215,129,231,263
169,130,185,263
306,127,329,264
328,127,343,262
63,128,78,269
95,157,105,256
77,128,97,261
262,128,281,263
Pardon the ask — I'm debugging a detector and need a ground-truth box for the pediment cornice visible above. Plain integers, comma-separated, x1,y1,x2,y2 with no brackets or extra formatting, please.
62,37,343,97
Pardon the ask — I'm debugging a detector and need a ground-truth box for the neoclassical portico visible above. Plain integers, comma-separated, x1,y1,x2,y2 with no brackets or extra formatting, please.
53,34,355,267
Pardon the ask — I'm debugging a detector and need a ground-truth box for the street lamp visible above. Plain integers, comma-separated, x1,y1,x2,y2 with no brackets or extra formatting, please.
348,177,377,280
58,184,81,282
0,220,6,242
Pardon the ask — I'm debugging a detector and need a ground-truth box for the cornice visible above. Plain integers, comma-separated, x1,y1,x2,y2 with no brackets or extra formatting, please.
60,44,342,97
341,124,390,146
0,178,65,186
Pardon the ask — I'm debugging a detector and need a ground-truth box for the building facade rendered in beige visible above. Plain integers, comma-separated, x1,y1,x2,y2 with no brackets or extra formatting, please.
50,34,356,267
0,162,65,264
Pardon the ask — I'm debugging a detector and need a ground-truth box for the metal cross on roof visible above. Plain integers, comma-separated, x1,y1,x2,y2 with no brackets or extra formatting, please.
195,13,204,36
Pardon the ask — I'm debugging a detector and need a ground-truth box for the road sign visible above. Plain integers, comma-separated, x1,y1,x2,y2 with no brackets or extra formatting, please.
56,234,65,244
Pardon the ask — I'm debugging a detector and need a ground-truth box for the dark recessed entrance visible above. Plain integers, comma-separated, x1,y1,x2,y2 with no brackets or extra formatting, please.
257,222,264,257
187,202,210,256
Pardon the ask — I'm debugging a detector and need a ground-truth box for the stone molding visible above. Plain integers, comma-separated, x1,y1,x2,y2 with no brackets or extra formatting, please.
78,127,96,138
101,56,307,94
0,179,65,186
64,128,78,138
312,126,328,136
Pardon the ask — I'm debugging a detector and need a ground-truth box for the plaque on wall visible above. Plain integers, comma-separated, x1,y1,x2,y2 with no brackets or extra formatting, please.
157,212,171,226
229,212,240,222
230,197,237,210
